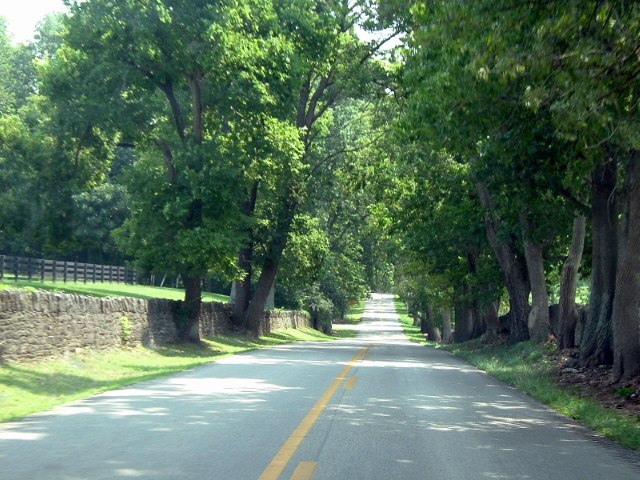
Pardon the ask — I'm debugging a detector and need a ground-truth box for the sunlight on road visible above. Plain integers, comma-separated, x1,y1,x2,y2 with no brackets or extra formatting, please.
347,293,409,344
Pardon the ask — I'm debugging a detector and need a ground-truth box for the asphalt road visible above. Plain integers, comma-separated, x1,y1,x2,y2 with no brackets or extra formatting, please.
1,293,639,479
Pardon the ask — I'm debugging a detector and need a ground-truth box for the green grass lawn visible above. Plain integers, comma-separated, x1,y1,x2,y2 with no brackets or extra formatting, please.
0,279,229,303
0,327,334,423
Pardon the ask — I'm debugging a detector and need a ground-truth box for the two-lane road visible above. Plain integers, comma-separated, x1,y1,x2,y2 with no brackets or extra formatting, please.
1,293,639,479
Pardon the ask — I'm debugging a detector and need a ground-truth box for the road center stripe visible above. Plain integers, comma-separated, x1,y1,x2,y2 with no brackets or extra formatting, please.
258,345,371,480
343,376,357,390
289,461,318,480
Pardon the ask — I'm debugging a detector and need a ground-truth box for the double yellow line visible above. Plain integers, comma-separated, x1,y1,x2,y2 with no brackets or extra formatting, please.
258,344,371,480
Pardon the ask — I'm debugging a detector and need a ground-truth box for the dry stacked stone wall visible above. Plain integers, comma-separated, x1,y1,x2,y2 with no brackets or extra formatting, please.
261,309,311,335
0,289,310,363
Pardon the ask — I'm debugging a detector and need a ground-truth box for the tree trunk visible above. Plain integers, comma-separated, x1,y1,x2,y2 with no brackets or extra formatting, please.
520,213,551,342
558,213,586,349
241,196,297,335
524,240,551,341
441,309,453,344
477,183,530,344
580,159,617,367
503,269,531,344
423,319,442,343
453,283,474,343
471,299,486,339
231,246,252,327
453,304,473,343
467,251,486,339
243,259,278,335
231,182,259,328
481,300,501,340
611,154,640,381
176,274,202,343
419,302,431,333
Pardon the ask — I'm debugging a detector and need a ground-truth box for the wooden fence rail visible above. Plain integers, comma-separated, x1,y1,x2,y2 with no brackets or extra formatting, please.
0,255,137,284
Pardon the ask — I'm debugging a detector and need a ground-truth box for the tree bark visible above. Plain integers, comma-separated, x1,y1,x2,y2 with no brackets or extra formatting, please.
423,319,442,343
230,252,252,327
189,70,204,144
419,302,431,333
477,183,530,344
453,283,474,343
441,309,453,344
611,154,640,381
520,214,551,342
176,274,202,343
241,195,297,335
558,213,586,349
481,300,501,340
231,182,259,328
580,159,617,367
467,251,486,339
471,299,486,339
243,258,279,335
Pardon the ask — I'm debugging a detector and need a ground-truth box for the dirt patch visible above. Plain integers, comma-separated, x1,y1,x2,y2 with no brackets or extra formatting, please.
554,349,640,419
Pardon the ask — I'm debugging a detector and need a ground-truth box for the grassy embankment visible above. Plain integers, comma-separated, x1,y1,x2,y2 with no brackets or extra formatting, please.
393,298,427,344
393,297,640,452
0,280,353,423
0,329,333,423
343,300,366,324
0,279,229,303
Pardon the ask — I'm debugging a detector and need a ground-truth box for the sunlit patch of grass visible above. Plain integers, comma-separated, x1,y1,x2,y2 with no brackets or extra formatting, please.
443,340,640,452
343,300,366,324
0,280,229,303
393,297,427,344
331,326,358,338
0,327,333,423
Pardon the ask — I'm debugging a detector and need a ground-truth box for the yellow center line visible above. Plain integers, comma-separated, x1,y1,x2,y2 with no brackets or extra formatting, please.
343,376,358,390
290,462,318,480
258,345,371,480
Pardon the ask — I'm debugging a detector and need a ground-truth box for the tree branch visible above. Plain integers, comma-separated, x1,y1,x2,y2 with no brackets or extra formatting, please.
156,139,177,182
189,69,204,145
305,74,334,128
157,79,187,141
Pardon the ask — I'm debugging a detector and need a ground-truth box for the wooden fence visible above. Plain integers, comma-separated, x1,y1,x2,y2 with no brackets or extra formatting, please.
0,255,137,284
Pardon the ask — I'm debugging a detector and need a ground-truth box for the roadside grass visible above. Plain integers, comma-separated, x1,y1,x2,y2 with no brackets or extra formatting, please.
331,326,358,338
443,340,640,452
391,297,640,451
0,327,333,423
0,280,229,303
343,300,366,324
329,300,365,339
394,298,428,344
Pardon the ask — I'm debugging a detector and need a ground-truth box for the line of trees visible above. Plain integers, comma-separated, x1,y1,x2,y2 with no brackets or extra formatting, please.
0,2,398,341
384,0,640,381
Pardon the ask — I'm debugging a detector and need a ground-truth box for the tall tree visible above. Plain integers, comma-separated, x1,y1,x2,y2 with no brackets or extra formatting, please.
47,0,304,341
231,0,398,334
611,155,640,380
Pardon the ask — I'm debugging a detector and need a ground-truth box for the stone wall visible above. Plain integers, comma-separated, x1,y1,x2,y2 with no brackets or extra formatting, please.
261,309,311,335
0,289,310,363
